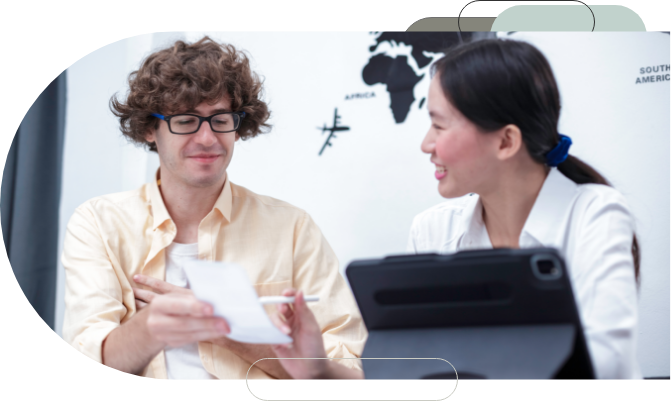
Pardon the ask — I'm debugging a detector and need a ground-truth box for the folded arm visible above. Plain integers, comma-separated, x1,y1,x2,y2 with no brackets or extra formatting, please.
62,207,230,375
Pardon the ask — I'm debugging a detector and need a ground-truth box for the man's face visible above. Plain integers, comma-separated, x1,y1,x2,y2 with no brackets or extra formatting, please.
146,97,239,189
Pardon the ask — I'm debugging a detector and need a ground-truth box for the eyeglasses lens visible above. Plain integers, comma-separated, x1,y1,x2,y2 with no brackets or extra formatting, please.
169,113,240,134
211,114,238,132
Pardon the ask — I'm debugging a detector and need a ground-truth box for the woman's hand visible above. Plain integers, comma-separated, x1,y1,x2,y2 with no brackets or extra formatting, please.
270,289,330,379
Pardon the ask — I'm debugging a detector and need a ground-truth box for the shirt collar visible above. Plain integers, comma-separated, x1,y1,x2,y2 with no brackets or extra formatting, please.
147,172,233,231
521,167,579,244
456,195,492,250
215,176,233,223
452,168,579,250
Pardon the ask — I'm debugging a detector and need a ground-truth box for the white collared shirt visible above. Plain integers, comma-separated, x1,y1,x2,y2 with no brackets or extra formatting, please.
407,168,641,379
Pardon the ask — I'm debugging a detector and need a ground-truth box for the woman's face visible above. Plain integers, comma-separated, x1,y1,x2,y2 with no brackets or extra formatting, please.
421,75,501,198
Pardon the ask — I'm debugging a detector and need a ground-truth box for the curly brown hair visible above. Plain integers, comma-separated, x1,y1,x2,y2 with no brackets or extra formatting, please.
110,36,271,152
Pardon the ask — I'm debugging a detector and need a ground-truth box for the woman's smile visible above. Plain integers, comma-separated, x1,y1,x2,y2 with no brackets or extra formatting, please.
434,164,447,180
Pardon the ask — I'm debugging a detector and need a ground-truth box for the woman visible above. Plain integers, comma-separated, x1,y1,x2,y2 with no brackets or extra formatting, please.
274,38,640,379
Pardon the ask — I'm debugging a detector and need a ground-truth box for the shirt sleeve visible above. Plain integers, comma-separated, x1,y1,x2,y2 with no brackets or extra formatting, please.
291,212,368,371
61,205,128,364
569,191,640,379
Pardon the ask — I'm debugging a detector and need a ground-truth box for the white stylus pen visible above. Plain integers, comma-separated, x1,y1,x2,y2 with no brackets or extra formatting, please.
258,295,320,305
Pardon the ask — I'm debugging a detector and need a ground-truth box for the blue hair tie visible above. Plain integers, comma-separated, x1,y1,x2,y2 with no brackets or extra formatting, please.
545,134,572,167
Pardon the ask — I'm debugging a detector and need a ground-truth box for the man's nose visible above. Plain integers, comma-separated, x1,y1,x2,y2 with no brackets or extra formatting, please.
192,120,218,147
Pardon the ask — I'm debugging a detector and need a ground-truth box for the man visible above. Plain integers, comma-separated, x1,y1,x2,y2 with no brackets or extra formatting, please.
62,37,367,379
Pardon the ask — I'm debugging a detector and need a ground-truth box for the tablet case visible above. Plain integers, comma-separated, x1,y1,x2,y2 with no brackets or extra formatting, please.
345,248,595,379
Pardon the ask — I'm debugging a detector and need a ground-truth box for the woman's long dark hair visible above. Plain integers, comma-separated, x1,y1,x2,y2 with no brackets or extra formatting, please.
432,39,640,281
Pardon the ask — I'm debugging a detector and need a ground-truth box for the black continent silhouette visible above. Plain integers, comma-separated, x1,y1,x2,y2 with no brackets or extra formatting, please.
362,32,471,124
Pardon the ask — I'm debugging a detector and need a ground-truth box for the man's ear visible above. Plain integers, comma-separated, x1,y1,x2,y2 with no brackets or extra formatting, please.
495,124,523,161
235,132,240,141
145,128,156,145
144,128,156,142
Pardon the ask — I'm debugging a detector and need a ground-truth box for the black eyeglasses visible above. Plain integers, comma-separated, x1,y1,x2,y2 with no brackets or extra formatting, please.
151,111,246,135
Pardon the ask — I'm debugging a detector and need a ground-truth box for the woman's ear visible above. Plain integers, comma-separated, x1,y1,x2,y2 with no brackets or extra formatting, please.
235,132,240,141
496,124,523,161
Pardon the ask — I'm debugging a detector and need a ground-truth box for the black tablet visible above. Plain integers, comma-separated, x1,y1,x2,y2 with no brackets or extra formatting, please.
345,248,595,379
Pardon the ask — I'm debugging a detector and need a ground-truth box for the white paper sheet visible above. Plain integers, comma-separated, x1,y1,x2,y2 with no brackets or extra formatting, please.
183,260,293,344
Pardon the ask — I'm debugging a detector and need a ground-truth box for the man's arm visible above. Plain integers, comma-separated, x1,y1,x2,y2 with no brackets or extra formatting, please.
62,205,161,374
101,307,162,374
63,206,231,375
62,206,129,364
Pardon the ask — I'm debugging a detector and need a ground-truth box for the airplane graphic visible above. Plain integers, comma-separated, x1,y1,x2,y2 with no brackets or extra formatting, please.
318,108,350,156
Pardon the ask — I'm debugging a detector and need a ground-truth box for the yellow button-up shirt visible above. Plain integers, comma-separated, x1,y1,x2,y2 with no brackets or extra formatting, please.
62,177,367,379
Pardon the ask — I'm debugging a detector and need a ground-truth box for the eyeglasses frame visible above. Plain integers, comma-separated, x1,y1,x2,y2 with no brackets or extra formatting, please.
151,111,246,135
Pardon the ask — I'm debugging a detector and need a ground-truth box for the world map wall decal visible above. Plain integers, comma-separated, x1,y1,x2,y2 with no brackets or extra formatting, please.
362,32,477,124
316,32,493,156
361,31,496,124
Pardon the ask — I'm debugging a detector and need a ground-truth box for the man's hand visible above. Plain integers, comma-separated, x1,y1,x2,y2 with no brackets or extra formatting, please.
101,276,230,374
133,274,231,347
133,274,191,310
131,274,290,378
144,292,230,347
131,275,230,347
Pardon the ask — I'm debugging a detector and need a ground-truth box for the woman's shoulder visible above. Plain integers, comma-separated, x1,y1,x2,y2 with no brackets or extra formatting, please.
573,182,633,218
566,183,636,256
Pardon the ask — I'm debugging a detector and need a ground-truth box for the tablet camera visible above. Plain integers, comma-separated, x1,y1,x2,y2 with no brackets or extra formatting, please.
531,255,563,280
537,259,558,275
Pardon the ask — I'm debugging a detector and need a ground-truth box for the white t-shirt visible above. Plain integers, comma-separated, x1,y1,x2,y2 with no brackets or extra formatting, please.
164,242,216,380
407,168,641,379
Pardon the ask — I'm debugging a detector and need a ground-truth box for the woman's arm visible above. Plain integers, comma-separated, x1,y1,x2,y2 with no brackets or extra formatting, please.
570,190,640,379
270,289,364,379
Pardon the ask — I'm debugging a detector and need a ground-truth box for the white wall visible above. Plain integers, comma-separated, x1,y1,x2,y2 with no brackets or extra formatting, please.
55,32,669,377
